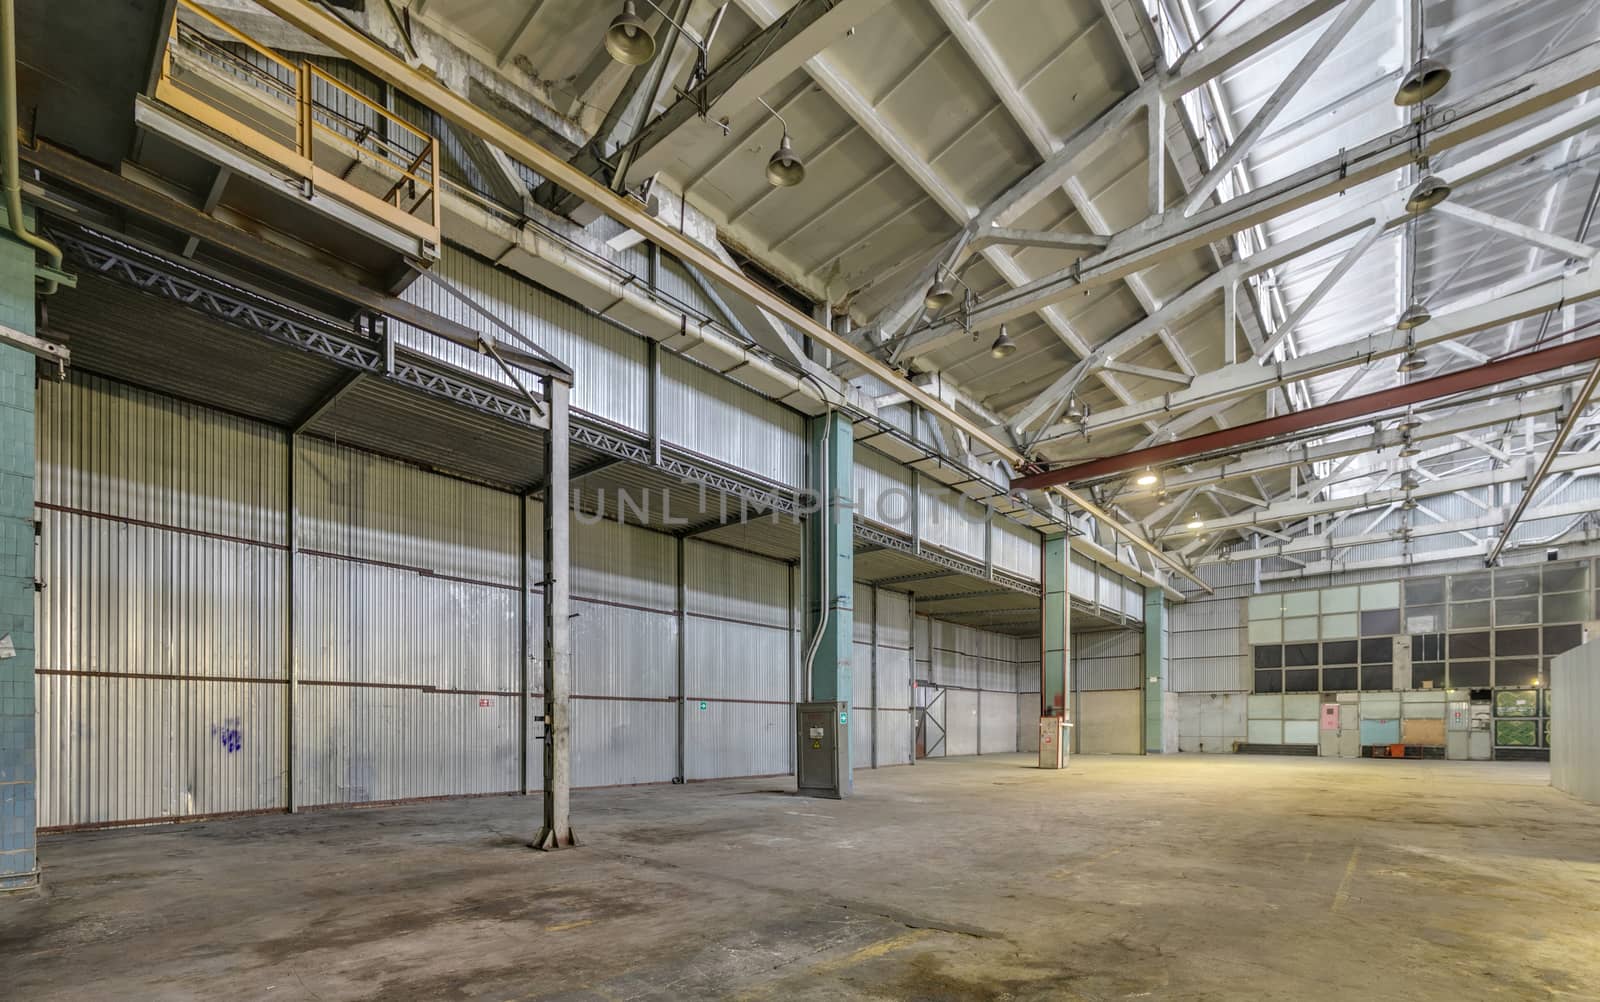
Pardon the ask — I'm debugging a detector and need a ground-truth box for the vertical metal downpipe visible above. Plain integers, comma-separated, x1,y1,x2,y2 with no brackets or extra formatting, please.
0,0,61,293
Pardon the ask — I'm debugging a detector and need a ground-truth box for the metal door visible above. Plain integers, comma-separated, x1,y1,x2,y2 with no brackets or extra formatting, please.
1338,703,1360,758
915,685,946,759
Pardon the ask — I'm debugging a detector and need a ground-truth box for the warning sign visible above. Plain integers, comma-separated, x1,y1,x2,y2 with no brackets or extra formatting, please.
811,740,821,749
479,699,493,708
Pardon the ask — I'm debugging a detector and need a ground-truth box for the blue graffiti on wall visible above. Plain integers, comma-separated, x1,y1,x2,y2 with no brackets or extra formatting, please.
211,717,243,754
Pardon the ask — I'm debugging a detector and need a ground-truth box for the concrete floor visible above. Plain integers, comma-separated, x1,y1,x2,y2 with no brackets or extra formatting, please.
5,755,1600,1001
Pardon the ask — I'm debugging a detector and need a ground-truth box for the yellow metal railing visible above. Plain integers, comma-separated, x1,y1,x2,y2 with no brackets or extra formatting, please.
158,0,441,245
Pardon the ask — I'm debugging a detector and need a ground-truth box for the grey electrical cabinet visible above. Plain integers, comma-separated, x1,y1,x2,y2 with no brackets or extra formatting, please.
796,701,850,799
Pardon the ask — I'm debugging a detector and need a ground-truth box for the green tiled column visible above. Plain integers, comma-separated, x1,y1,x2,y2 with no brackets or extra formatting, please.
1143,586,1169,755
1041,535,1069,716
803,410,852,793
0,217,36,890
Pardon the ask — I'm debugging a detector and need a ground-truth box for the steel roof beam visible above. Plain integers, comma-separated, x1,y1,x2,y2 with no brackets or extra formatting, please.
1434,201,1600,263
1487,361,1600,564
909,42,1600,345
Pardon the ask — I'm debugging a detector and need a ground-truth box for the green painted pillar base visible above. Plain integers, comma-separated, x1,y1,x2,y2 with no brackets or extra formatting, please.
0,222,38,890
1143,586,1169,754
803,411,853,794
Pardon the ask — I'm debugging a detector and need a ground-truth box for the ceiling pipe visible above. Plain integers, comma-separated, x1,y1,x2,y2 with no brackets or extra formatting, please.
1485,359,1600,566
0,0,62,293
1013,330,1600,490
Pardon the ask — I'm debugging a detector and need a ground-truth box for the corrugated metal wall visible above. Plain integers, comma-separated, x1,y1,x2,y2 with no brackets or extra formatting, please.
1170,597,1248,693
917,618,1026,757
33,375,823,828
659,353,804,488
1074,629,1141,691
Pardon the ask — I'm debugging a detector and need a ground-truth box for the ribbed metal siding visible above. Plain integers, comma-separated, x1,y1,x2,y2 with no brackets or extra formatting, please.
1170,596,1248,693
1074,629,1142,691
35,375,289,827
1069,550,1097,601
992,518,1041,580
294,440,521,805
874,590,913,765
401,248,650,432
659,353,804,488
854,446,913,531
918,479,988,559
684,541,792,780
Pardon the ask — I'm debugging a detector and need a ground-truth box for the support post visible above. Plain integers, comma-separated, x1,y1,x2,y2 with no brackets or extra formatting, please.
285,433,298,812
675,534,686,782
534,377,574,849
801,410,853,795
869,585,879,769
1143,586,1170,754
1039,533,1070,768
518,493,531,796
0,214,38,889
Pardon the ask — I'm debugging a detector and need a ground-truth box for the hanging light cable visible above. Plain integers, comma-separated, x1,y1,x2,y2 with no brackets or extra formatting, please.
1395,0,1451,106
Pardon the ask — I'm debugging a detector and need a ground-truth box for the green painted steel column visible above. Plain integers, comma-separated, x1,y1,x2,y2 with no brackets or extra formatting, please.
0,213,37,890
1041,535,1069,716
1143,586,1169,754
803,410,852,792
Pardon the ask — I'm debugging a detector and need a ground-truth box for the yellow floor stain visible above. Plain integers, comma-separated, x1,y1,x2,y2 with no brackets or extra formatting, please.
545,919,595,932
1332,846,1361,912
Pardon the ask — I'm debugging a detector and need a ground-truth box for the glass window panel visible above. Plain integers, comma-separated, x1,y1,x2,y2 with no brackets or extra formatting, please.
1451,572,1493,602
1543,563,1588,593
1361,638,1393,664
1449,661,1491,687
1449,632,1491,659
1544,624,1583,656
1360,609,1401,636
1495,660,1541,687
1543,690,1554,717
1494,567,1541,597
1322,586,1358,614
1284,616,1319,642
1404,577,1445,606
1285,643,1319,667
1495,719,1538,747
1284,669,1320,693
1494,628,1540,657
1248,618,1282,644
1322,640,1358,665
1253,645,1283,670
1283,591,1318,617
1254,670,1283,694
1321,667,1358,691
1495,596,1540,626
1495,690,1540,717
1360,581,1400,608
1248,595,1283,620
1321,612,1358,639
1360,665,1393,690
1413,662,1446,688
1450,600,1490,629
1404,606,1442,634
1542,590,1588,624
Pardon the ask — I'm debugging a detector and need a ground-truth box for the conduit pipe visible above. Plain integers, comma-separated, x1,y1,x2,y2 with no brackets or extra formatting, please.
0,0,61,293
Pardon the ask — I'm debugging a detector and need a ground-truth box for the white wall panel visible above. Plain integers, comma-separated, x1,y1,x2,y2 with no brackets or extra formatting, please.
660,353,804,488
944,690,979,756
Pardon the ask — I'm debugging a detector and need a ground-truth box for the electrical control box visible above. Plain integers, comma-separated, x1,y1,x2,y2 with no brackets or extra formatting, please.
796,701,850,799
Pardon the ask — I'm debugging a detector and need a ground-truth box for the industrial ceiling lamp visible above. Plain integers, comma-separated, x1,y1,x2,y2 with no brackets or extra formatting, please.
1135,468,1160,487
1186,514,1204,531
758,98,805,188
1405,174,1452,213
1399,435,1421,457
1398,412,1423,433
1063,395,1088,424
1396,301,1431,330
1396,349,1427,374
1395,57,1451,107
605,1,655,65
989,324,1017,359
925,274,957,312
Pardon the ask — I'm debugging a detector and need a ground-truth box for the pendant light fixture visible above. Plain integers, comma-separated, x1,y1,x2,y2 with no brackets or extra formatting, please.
1063,395,1088,424
757,97,806,188
1405,175,1451,213
1396,301,1431,330
926,273,957,312
605,1,655,65
989,324,1016,359
1394,3,1450,107
1186,514,1204,531
1135,468,1160,487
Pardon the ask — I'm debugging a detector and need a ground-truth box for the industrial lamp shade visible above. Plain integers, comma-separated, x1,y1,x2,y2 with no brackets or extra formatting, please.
1406,174,1452,213
1396,350,1427,374
1396,301,1431,330
605,2,655,65
925,279,957,312
1399,441,1421,457
1401,496,1420,510
989,325,1017,359
1064,395,1088,423
766,133,806,187
1394,57,1451,107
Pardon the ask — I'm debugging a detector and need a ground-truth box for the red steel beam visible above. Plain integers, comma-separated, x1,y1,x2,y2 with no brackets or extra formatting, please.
1013,333,1600,490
